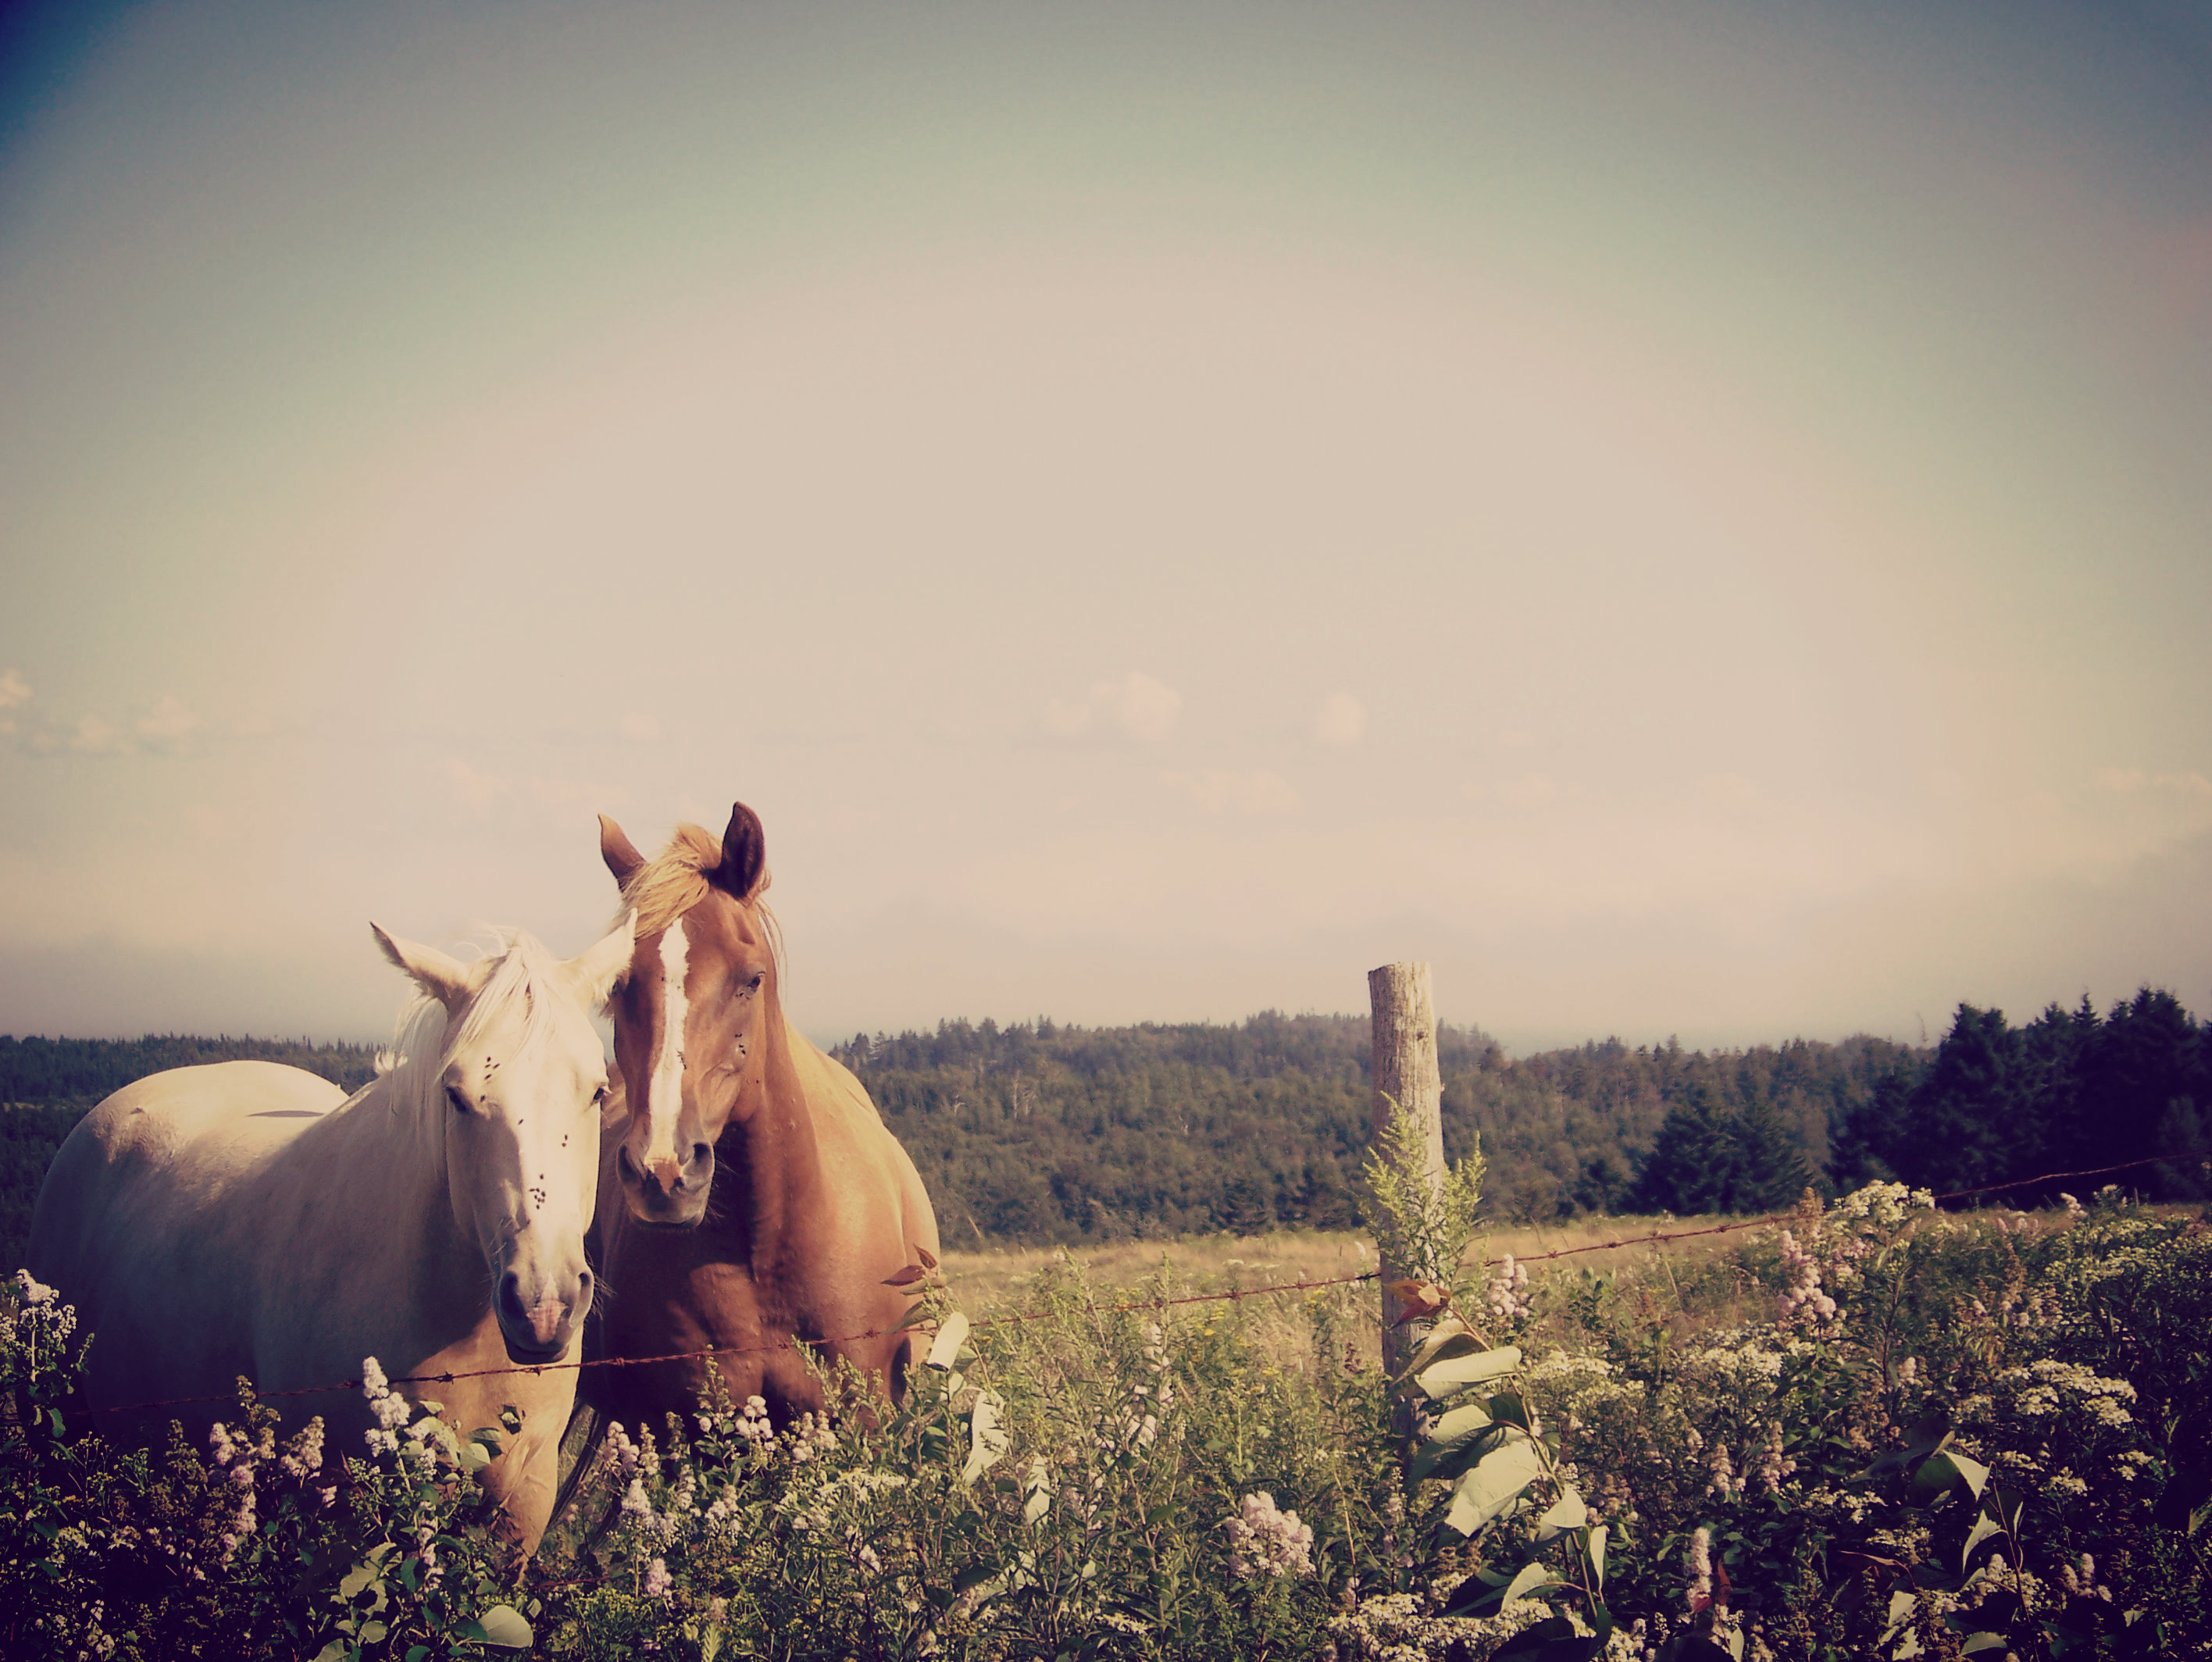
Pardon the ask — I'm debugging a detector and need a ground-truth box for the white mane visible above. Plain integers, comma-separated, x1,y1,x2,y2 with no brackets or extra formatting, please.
370,930,568,1120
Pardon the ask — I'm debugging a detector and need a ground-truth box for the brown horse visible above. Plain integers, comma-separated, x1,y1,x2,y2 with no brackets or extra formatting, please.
582,802,940,1432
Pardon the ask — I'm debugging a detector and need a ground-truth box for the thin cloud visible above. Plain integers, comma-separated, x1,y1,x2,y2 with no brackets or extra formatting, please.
1168,769,1300,816
0,669,29,736
135,694,200,752
68,714,134,755
2096,766,2212,796
444,756,508,813
1312,693,1365,747
1045,671,1183,743
1465,774,1561,810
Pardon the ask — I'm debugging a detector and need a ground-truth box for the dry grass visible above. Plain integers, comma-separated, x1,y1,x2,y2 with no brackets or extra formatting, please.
934,1215,1774,1374
938,1216,1757,1311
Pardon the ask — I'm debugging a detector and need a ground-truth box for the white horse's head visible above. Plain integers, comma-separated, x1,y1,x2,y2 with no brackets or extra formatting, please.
371,917,634,1364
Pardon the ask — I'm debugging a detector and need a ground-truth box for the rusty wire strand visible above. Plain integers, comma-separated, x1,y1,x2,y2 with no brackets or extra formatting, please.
54,1145,2210,1419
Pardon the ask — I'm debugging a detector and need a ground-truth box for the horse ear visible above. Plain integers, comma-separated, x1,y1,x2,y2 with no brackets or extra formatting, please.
566,909,637,1008
713,801,767,900
371,923,486,1012
600,814,645,886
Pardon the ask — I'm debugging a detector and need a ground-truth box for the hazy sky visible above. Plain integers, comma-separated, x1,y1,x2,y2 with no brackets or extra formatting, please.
2,1,2208,1051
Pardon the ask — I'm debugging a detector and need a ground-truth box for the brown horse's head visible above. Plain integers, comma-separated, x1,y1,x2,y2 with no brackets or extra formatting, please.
597,803,780,1227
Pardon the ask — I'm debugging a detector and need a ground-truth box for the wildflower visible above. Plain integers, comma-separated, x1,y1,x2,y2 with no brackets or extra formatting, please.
1685,1527,1713,1610
1707,1443,1738,1500
1221,1491,1315,1579
359,1356,412,1454
1776,1231,1839,1333
643,1557,673,1600
280,1419,326,1480
1488,1255,1532,1327
1761,1421,1796,1489
606,1420,642,1478
844,1525,883,1578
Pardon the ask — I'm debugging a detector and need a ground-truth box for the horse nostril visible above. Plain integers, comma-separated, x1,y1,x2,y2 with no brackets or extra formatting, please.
497,1270,526,1319
576,1268,594,1301
689,1143,712,1172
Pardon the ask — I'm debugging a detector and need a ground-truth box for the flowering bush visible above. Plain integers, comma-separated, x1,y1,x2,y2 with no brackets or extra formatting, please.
4,1186,2207,1660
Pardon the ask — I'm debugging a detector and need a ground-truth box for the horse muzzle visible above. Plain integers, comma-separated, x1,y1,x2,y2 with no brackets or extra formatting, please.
617,1140,715,1227
495,1264,591,1364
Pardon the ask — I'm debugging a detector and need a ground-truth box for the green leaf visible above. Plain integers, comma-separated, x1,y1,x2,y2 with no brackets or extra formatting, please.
1915,1449,1990,1502
1486,1391,1534,1432
358,1622,387,1646
1402,1314,1484,1375
1536,1486,1587,1543
890,1301,937,1334
1500,1560,1566,1605
1415,1346,1523,1402
337,1557,381,1601
926,1311,972,1371
1444,1436,1545,1535
1961,1512,2004,1571
473,1605,534,1650
1424,1400,1497,1445
962,1389,1009,1484
458,1438,491,1474
310,1644,349,1662
468,1427,504,1453
1587,1523,1608,1595
1960,1636,2008,1657
1882,1589,1918,1642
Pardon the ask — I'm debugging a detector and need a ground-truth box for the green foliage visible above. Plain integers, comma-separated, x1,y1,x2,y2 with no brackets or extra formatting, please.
1633,1086,1814,1217
6,1192,2212,1658
1836,990,2210,1203
1,1269,534,1660
840,1015,1902,1242
1358,1094,1486,1295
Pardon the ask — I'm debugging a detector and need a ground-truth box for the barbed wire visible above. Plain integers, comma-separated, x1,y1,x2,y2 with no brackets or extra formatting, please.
44,1145,2212,1421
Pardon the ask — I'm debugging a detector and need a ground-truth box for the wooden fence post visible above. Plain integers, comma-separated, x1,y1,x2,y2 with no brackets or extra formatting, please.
1369,961,1444,1375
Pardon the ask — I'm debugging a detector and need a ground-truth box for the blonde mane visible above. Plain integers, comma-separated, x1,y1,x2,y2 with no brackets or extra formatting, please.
372,930,568,1117
615,823,781,970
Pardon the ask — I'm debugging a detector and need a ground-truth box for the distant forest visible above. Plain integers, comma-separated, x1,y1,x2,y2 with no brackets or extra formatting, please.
838,987,2207,1244
2,990,2206,1265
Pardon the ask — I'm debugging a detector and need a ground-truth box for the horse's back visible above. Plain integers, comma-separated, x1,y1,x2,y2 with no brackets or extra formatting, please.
28,1061,346,1407
788,1031,940,1253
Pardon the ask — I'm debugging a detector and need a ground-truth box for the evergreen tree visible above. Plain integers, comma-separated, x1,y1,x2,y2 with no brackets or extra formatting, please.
1732,1093,1815,1212
1898,1004,2022,1193
1634,1086,1745,1214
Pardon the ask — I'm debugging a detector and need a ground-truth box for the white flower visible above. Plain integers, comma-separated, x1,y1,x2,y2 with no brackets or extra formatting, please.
1221,1491,1315,1579
1685,1527,1713,1610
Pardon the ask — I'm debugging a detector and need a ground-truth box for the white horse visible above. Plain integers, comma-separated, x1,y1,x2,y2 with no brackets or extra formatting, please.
28,916,633,1552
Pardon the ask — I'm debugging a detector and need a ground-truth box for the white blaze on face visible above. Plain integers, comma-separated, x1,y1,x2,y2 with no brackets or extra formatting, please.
645,922,690,1169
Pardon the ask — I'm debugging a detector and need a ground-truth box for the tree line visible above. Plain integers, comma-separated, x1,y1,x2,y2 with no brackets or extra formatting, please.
1,986,2203,1261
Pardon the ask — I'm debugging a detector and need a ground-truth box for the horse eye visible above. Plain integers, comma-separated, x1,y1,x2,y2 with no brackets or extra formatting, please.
446,1085,474,1116
591,1083,608,1108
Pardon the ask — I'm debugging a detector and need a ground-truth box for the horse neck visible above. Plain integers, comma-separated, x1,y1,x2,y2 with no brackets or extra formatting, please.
712,1004,826,1245
323,1056,476,1306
